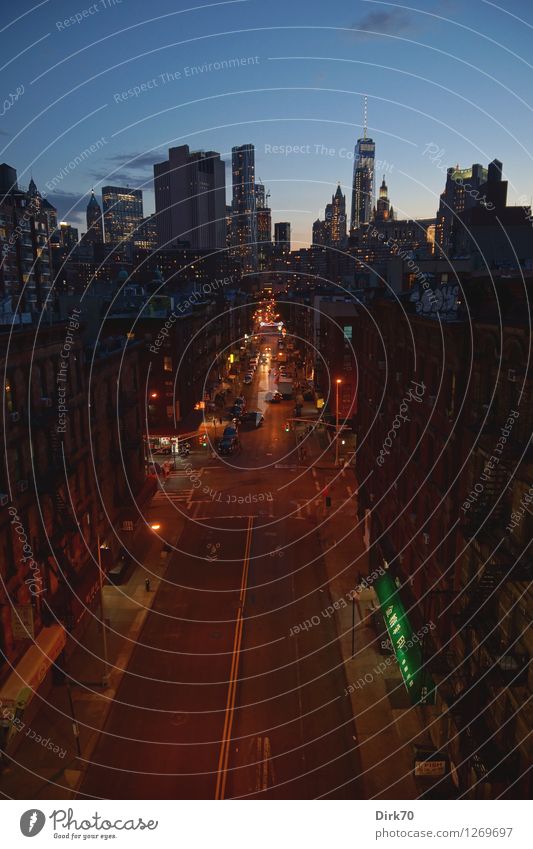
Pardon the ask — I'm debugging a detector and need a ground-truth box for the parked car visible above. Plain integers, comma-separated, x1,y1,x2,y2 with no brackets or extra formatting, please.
241,411,264,428
265,391,282,403
243,374,253,384
223,425,239,438
108,549,133,585
218,435,240,455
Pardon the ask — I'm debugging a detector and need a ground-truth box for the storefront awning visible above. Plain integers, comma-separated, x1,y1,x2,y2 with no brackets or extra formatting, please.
0,624,66,712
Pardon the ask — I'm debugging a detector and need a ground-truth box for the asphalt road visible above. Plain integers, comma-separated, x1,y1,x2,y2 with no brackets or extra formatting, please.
79,337,362,799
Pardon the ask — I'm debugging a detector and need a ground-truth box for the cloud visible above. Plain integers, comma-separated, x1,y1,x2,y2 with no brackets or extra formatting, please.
85,150,163,190
105,151,163,169
351,8,413,38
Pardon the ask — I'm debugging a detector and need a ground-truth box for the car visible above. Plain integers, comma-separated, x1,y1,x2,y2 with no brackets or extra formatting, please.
223,425,238,438
218,435,240,455
229,405,244,419
243,374,252,384
108,548,133,585
240,411,264,428
265,391,282,403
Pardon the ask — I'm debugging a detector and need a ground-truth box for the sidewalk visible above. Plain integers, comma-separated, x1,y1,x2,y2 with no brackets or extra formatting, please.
301,415,431,799
0,502,185,800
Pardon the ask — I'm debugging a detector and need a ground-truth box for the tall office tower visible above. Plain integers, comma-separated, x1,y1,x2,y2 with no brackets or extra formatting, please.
255,182,272,270
85,190,104,243
133,214,158,250
435,162,488,256
231,143,257,271
274,222,291,253
350,97,376,230
374,176,393,223
59,221,79,249
153,145,226,250
328,184,347,245
102,185,143,244
225,204,233,248
312,218,328,246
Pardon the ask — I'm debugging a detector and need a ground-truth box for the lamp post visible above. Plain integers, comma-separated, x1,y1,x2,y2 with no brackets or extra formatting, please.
97,534,110,688
335,378,342,466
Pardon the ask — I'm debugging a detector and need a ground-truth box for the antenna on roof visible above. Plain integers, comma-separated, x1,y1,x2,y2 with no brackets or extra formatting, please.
363,96,368,139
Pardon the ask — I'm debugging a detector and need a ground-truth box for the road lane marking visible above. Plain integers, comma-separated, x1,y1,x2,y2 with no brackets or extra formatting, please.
255,735,275,792
215,516,254,800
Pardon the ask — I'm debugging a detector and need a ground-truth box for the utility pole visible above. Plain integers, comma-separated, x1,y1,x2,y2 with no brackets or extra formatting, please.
97,534,110,688
335,378,341,466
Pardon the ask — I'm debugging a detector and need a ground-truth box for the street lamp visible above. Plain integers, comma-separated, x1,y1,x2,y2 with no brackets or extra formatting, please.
97,535,110,688
335,379,342,466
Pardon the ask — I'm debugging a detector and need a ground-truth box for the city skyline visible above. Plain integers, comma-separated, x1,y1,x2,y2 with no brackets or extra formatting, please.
2,0,533,248
1,0,532,819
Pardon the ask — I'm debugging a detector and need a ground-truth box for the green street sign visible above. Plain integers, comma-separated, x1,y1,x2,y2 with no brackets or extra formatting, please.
374,572,433,705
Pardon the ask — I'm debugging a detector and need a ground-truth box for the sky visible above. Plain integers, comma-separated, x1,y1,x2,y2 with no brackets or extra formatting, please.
2,0,533,248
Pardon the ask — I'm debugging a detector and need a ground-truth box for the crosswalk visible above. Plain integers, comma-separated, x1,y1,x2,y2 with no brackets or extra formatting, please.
153,489,194,504
290,499,319,519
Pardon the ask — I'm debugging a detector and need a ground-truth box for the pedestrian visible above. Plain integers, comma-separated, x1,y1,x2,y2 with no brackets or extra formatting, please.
145,578,151,592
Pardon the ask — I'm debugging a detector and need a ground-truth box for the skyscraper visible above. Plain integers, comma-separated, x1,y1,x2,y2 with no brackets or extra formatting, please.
374,176,393,223
231,144,257,271
350,98,375,231
102,186,143,243
153,145,226,250
274,222,291,253
86,190,104,243
435,162,488,256
255,181,272,270
328,184,347,245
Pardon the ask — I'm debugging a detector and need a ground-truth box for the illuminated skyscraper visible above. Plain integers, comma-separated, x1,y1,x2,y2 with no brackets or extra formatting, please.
231,144,257,270
329,184,347,245
102,185,143,243
255,182,272,270
374,176,393,223
350,97,375,230
434,162,488,256
86,190,104,243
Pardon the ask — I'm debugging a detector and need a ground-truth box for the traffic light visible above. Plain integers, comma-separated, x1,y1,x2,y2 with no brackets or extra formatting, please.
200,432,207,447
285,421,290,432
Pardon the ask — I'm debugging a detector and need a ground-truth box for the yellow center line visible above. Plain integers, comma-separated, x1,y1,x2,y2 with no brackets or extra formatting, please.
215,516,253,800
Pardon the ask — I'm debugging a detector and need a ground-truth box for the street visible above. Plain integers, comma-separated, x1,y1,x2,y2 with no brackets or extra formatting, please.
79,344,363,799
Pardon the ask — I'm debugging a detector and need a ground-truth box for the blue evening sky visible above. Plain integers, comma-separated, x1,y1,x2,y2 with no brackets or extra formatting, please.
2,0,532,247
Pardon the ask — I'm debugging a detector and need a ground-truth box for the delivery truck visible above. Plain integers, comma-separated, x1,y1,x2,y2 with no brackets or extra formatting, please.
278,380,293,399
